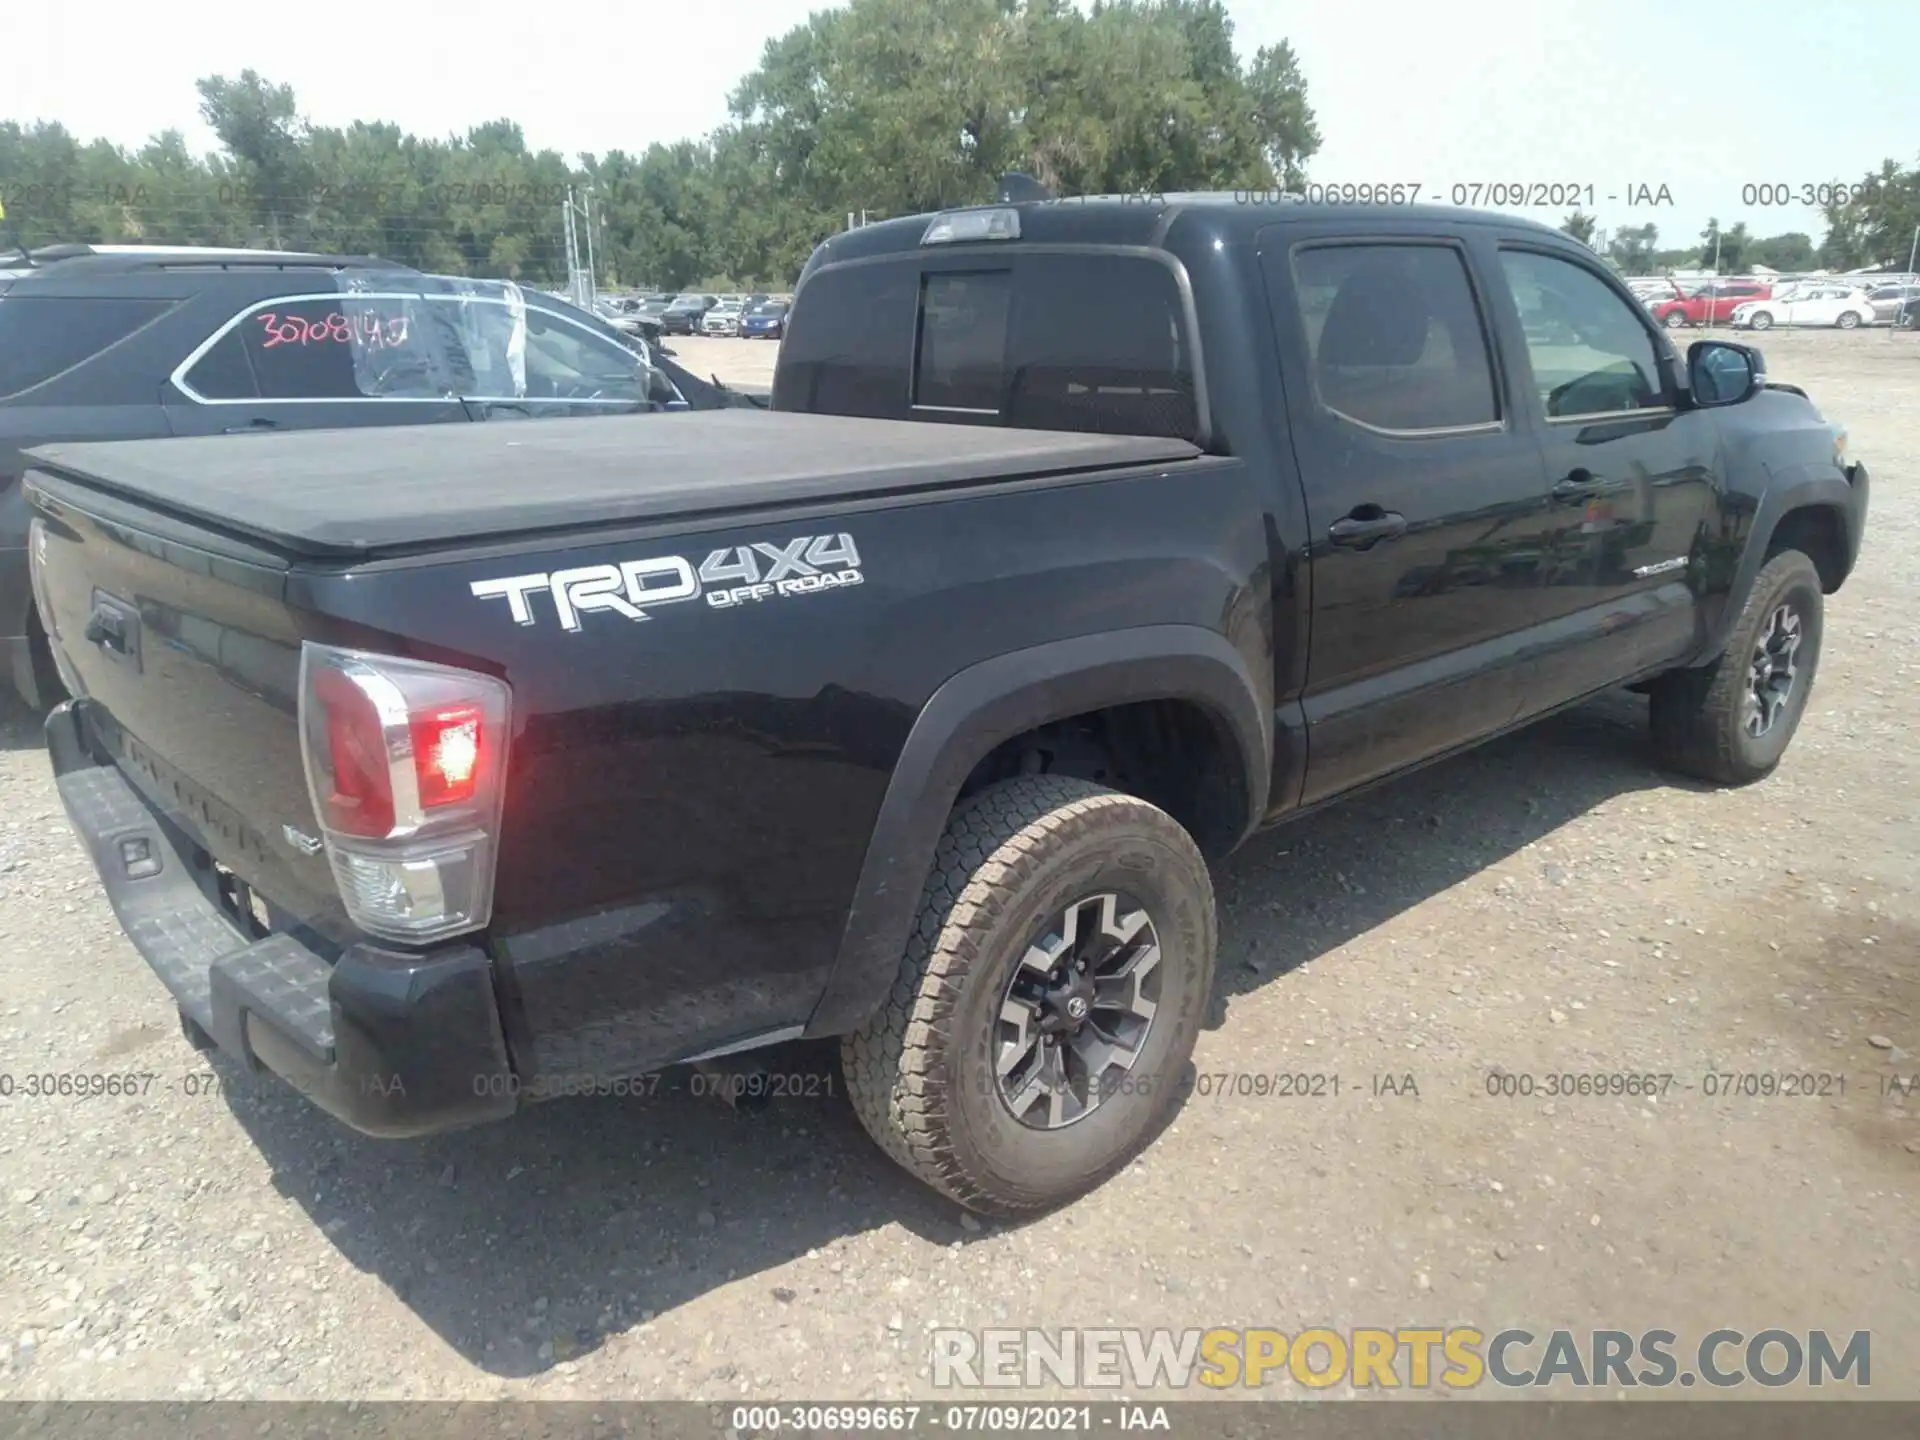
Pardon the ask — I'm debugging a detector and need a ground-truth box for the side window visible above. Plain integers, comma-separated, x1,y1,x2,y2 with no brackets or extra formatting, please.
1497,250,1666,419
1286,243,1499,433
181,327,258,400
518,310,647,402
236,295,436,400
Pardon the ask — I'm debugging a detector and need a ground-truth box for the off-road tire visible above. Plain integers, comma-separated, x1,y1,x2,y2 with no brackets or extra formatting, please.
841,775,1216,1216
1649,549,1823,785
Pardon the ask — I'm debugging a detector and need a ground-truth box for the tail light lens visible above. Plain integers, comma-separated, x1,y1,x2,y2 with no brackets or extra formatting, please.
297,643,511,943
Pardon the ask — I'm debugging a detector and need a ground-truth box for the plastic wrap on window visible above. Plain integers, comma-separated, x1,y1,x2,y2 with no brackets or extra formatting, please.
335,270,452,399
341,270,672,408
432,277,530,399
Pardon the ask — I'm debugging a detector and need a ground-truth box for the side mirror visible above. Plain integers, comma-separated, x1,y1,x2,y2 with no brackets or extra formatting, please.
1686,340,1767,407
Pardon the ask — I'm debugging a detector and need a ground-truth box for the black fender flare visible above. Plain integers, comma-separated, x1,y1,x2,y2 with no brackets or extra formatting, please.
803,624,1270,1038
1696,463,1865,661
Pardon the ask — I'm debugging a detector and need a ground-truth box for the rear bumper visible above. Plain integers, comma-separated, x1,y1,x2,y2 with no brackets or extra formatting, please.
47,700,517,1138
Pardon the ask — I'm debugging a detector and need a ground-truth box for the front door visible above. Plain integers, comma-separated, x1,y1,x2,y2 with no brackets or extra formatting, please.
1259,231,1555,804
1485,243,1720,714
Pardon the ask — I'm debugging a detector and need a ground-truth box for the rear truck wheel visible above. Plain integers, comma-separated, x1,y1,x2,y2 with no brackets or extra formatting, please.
841,775,1216,1217
1748,310,1775,331
1836,310,1861,330
1649,549,1823,785
1663,310,1689,329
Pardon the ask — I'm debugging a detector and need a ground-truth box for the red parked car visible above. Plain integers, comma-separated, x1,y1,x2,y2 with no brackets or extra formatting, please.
1651,278,1773,329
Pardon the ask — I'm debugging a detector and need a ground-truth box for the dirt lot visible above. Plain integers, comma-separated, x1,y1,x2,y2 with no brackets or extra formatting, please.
1,328,1915,1402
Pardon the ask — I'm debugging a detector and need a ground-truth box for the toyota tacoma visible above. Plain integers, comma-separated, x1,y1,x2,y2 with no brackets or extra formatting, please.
24,191,1868,1215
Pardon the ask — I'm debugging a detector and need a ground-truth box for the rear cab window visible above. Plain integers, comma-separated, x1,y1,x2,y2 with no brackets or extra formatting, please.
777,251,1201,442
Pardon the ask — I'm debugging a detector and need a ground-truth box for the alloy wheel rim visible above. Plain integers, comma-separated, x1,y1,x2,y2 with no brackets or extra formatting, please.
1744,602,1803,738
995,893,1162,1130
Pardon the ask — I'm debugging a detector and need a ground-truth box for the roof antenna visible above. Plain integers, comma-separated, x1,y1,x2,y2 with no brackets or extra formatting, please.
996,172,1054,204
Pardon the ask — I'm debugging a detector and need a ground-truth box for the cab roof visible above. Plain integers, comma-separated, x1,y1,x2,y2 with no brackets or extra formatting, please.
806,191,1573,274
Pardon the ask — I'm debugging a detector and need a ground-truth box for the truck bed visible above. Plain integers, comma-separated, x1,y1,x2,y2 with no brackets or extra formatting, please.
25,409,1200,559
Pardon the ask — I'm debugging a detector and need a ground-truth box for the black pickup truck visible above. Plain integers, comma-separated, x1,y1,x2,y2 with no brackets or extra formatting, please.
24,194,1868,1216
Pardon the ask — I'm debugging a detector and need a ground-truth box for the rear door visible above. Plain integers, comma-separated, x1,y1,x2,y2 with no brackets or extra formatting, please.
162,282,471,437
1483,239,1720,712
1256,226,1554,803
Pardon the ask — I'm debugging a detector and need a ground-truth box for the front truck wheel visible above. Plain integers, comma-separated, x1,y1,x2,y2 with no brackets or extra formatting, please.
842,775,1216,1217
1649,549,1824,784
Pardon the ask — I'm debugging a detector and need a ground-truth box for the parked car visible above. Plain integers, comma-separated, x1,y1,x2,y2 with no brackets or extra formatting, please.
741,298,791,339
0,245,748,710
659,293,717,334
1729,286,1875,331
1649,279,1773,329
635,295,674,321
1628,278,1686,307
701,300,745,336
1864,283,1920,325
22,194,1868,1217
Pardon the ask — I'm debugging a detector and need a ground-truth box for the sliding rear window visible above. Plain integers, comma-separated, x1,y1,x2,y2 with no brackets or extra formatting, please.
777,251,1200,441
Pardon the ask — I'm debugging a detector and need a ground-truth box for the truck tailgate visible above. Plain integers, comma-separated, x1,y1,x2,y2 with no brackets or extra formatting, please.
27,489,347,940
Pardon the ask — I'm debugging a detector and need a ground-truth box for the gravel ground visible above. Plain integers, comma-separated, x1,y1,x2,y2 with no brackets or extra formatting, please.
0,329,1915,1402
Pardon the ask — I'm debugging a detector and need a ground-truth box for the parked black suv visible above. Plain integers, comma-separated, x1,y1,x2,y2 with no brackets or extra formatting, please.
659,293,719,334
26,195,1867,1216
0,245,748,708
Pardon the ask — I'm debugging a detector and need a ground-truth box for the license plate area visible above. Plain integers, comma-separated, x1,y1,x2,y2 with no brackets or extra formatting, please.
213,861,273,940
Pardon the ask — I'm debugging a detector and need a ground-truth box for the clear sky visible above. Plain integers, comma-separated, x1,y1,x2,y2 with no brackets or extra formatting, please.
7,0,1916,256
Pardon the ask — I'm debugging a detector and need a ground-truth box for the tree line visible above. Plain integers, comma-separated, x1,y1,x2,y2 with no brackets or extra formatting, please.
3,0,1913,290
0,0,1317,291
1561,160,1920,276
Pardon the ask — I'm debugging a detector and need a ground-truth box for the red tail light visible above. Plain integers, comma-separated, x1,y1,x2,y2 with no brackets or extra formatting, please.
298,645,512,942
412,703,485,809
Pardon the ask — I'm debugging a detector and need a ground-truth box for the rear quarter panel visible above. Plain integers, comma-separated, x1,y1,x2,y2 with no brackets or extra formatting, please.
303,459,1270,1080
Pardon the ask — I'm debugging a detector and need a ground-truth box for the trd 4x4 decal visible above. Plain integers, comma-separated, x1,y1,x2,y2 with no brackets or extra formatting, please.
470,533,863,632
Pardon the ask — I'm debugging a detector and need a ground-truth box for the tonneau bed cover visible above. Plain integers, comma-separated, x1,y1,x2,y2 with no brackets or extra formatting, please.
25,409,1201,559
